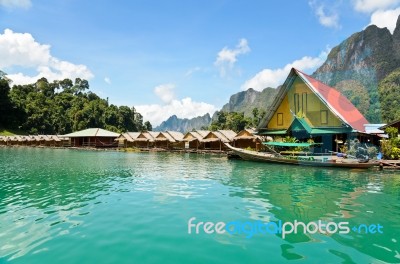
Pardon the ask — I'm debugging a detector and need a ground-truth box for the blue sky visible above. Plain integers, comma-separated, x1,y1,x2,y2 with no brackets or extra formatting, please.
1,0,400,125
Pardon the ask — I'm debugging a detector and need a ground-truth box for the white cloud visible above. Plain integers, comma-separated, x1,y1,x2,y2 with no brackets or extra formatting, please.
136,98,217,126
104,77,111,84
0,29,93,85
154,83,175,103
316,6,340,28
353,0,400,13
369,7,400,33
137,83,217,125
214,38,250,77
185,66,201,77
309,1,340,28
0,0,31,9
241,50,329,91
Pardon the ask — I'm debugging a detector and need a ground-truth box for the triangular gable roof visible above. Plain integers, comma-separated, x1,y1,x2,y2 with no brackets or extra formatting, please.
196,130,211,138
203,131,231,143
148,131,160,139
154,132,171,142
258,68,369,132
47,135,61,141
159,132,176,142
183,131,203,141
289,117,312,134
217,130,237,141
136,131,155,142
127,132,141,140
234,128,259,139
297,70,368,132
166,131,184,141
117,132,134,142
39,135,51,141
62,128,120,138
380,120,400,130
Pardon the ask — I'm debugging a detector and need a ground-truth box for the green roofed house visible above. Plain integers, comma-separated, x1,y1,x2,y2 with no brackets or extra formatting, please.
61,128,120,148
257,68,371,152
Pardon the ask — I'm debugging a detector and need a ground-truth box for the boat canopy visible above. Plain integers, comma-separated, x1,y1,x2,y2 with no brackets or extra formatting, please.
263,142,322,147
258,129,287,135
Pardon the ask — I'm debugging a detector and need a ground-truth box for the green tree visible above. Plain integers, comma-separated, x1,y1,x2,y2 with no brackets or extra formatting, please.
0,78,13,127
252,107,259,127
3,76,148,134
379,68,400,123
144,121,152,131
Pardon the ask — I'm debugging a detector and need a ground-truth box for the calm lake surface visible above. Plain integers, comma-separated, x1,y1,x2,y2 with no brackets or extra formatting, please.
0,148,399,263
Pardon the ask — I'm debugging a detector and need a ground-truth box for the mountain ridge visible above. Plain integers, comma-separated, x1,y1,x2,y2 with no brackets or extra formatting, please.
157,15,400,131
154,113,211,133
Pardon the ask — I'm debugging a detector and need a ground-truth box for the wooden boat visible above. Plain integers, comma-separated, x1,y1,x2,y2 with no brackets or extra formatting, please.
225,144,379,169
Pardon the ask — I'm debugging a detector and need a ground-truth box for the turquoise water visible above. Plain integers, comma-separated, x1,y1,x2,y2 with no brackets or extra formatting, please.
0,148,399,263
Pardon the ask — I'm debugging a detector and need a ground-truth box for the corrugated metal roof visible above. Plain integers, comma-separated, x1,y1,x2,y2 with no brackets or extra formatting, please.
297,69,369,132
61,128,120,138
364,124,386,134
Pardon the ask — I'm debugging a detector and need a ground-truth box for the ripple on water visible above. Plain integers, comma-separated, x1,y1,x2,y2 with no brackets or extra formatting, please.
0,148,400,263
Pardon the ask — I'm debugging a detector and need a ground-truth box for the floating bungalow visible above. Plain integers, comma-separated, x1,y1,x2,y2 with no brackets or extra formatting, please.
61,128,119,147
165,131,185,149
116,132,140,148
202,130,237,150
151,132,170,149
257,68,371,152
380,120,400,133
0,136,7,145
116,131,185,149
233,129,264,150
133,131,156,148
182,131,205,150
0,134,68,147
153,131,185,149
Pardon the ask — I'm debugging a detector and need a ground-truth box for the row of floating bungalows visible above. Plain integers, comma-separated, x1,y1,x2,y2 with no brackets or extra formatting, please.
0,135,70,147
117,129,265,150
0,128,266,150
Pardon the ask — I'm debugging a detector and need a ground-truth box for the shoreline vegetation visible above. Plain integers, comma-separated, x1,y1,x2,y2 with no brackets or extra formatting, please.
0,76,152,136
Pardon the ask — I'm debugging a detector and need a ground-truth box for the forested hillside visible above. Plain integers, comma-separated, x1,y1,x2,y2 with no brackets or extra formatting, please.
0,73,151,134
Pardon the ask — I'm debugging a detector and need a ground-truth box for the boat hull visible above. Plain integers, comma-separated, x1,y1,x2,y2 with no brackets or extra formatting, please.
225,144,378,169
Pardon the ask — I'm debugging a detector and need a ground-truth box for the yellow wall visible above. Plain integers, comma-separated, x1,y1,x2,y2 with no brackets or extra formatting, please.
183,133,195,140
267,76,342,129
267,95,292,129
205,133,218,139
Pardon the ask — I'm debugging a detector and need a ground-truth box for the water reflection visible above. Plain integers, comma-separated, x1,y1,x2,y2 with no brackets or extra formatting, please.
0,148,400,263
223,159,400,262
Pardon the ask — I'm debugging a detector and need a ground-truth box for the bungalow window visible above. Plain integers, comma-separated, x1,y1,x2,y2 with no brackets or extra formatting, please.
294,93,300,113
302,92,307,114
320,110,328,124
277,113,283,126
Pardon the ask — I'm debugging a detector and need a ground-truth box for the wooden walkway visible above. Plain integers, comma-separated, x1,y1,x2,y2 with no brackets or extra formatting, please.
379,160,400,170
